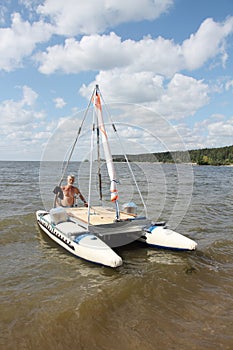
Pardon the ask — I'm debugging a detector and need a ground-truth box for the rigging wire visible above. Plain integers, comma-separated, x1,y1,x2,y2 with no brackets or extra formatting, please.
53,89,95,207
99,90,148,217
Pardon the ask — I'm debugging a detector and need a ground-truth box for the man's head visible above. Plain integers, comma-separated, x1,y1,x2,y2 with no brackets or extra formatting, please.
67,175,75,183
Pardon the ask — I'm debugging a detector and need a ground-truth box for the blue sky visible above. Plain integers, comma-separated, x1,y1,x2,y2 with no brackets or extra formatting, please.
0,0,233,160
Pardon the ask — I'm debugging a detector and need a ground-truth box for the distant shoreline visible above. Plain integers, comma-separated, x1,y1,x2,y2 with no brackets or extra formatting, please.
113,144,233,166
1,145,232,165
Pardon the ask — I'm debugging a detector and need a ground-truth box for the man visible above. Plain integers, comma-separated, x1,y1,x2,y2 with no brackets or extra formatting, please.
60,175,88,207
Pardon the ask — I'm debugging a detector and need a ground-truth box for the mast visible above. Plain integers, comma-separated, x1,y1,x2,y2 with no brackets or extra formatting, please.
87,108,96,225
93,85,120,220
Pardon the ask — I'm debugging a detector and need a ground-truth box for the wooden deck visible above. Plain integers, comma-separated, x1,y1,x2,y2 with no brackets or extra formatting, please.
66,206,136,226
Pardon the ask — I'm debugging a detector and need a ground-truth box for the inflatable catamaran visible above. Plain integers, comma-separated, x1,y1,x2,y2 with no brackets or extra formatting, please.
36,85,197,268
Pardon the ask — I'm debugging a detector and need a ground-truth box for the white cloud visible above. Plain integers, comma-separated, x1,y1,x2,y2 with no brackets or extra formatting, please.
226,79,233,91
0,86,50,159
35,32,131,74
0,86,42,125
78,74,216,153
35,16,233,79
0,0,173,72
152,74,209,119
22,85,38,106
182,17,233,70
208,118,233,137
53,97,66,108
34,33,184,75
0,12,53,71
80,69,164,103
186,115,233,149
80,72,209,121
37,0,173,36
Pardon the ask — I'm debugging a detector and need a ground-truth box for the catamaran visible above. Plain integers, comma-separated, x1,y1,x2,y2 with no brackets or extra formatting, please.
36,85,197,268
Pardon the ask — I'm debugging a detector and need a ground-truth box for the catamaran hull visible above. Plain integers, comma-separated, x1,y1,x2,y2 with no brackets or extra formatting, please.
36,210,122,268
36,207,197,268
140,224,197,250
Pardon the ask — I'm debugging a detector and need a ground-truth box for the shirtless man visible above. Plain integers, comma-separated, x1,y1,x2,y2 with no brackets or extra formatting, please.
61,175,88,207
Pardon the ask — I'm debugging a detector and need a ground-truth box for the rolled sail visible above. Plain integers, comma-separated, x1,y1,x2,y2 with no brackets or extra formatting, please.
94,87,118,202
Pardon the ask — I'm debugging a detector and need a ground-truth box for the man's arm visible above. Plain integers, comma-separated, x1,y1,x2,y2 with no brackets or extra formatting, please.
75,188,88,206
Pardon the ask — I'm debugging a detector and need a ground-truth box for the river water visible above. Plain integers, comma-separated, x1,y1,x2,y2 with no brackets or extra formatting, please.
1,161,233,350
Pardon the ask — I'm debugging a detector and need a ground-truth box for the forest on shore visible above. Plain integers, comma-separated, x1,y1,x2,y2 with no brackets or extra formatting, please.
113,145,233,165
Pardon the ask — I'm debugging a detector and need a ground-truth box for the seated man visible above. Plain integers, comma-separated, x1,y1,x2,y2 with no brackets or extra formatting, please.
60,175,88,207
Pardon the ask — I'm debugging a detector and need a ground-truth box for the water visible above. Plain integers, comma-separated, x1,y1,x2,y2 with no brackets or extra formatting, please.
1,161,233,350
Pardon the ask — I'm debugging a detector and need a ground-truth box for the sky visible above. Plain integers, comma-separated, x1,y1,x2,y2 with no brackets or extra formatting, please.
0,0,233,161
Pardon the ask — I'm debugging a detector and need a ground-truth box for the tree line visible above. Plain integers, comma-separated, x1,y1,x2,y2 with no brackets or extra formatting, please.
113,145,233,165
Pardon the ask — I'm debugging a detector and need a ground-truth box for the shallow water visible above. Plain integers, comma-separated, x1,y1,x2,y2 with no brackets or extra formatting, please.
1,161,233,349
